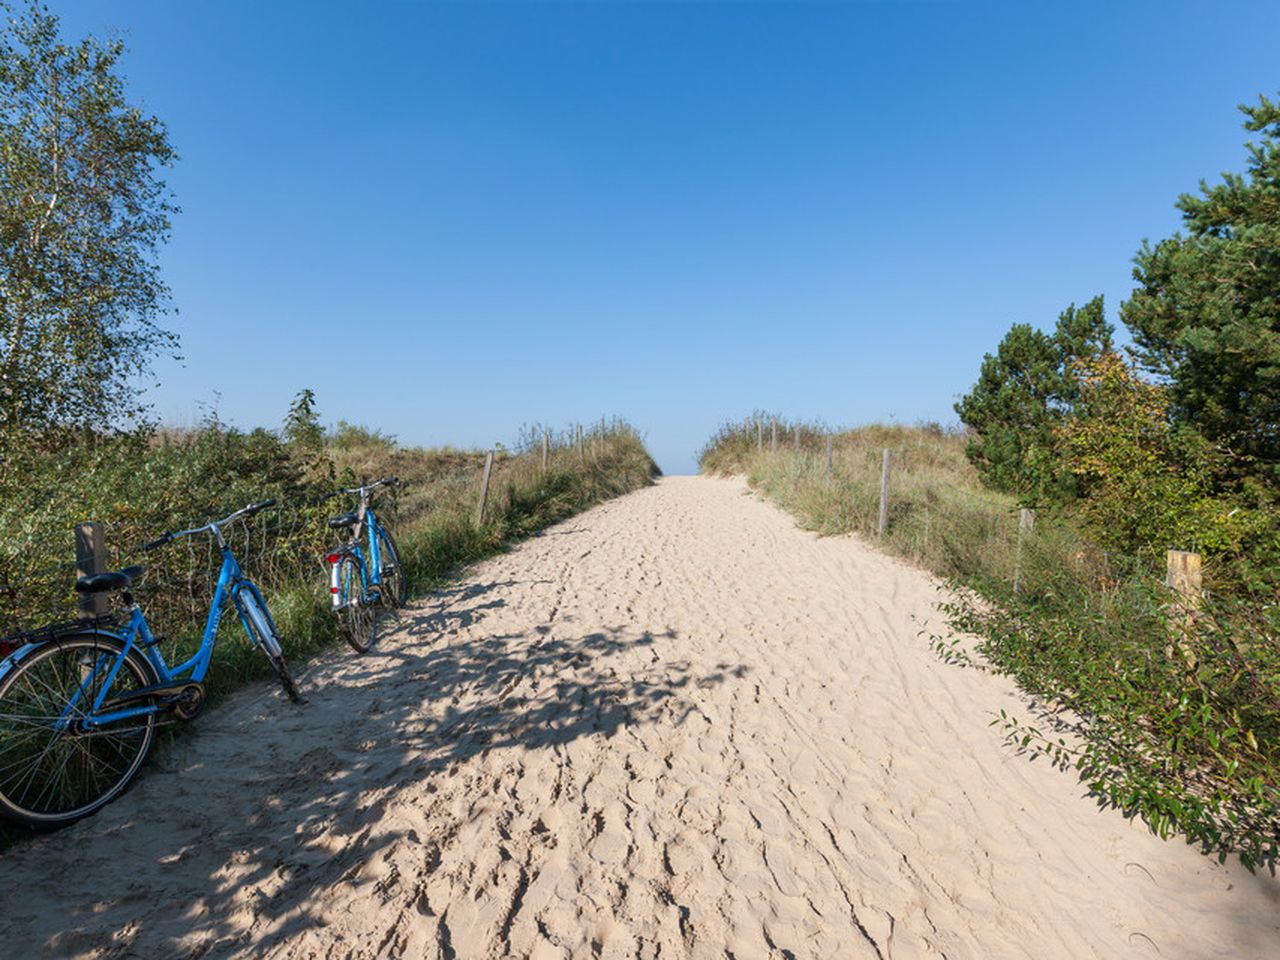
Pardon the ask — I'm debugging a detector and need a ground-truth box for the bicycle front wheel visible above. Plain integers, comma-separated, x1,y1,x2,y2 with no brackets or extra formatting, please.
238,591,305,704
0,634,158,828
376,525,408,608
336,554,378,654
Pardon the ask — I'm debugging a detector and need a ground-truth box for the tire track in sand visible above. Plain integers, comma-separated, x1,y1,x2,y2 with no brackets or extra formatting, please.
2,476,1277,959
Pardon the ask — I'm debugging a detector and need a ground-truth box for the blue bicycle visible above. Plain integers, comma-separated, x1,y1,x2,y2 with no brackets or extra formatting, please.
0,499,302,828
323,477,407,653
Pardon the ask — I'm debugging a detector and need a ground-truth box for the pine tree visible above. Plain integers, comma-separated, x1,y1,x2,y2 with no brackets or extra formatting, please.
1122,94,1280,481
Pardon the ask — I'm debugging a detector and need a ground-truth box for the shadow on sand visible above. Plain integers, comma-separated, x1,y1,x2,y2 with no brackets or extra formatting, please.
9,579,743,956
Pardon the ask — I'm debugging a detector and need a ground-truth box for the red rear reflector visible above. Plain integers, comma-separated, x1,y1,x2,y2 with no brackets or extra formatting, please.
330,587,339,594
324,553,341,564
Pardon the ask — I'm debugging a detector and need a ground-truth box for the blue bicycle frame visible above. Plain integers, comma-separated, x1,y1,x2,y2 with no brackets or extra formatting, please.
27,502,288,731
340,510,384,603
328,479,400,609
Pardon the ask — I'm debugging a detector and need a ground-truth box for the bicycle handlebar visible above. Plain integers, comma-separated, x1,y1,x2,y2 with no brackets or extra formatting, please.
328,477,402,498
142,499,278,550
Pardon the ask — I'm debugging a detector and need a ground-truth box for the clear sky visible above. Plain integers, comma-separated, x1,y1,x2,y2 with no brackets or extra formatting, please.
52,0,1280,474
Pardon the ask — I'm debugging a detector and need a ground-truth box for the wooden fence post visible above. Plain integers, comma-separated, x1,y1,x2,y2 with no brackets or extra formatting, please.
75,521,106,619
794,428,800,455
1166,549,1202,668
756,420,763,451
542,430,549,473
1014,508,1035,593
1166,550,1202,603
771,419,777,453
577,424,584,464
825,435,833,479
475,451,495,526
877,449,891,537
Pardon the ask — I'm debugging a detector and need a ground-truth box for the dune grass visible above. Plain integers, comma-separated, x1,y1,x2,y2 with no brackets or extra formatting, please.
700,419,1027,582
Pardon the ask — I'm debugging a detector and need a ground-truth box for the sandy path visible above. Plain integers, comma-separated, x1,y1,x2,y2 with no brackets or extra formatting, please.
2,475,1276,959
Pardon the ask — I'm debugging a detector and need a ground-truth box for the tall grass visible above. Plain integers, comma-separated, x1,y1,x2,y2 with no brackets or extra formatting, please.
0,419,659,705
701,415,1280,867
700,418,1026,581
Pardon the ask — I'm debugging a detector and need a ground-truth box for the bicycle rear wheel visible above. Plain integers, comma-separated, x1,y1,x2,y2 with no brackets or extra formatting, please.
0,634,158,828
336,554,379,653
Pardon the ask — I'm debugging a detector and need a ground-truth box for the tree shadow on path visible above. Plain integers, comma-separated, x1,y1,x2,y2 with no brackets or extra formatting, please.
9,582,744,958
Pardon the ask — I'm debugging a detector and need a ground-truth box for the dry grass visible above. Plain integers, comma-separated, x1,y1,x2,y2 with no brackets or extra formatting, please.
700,419,1025,581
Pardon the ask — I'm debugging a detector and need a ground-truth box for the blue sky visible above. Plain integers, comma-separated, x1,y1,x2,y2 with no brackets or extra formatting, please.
53,0,1280,473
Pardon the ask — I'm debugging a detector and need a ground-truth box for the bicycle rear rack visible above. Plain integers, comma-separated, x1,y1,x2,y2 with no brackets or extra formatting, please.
1,614,121,657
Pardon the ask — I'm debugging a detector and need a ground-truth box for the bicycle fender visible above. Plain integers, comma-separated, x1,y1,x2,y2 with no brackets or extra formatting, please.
0,642,38,680
0,627,131,683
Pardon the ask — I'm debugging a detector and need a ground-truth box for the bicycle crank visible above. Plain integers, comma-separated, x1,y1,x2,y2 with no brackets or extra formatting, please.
98,680,207,721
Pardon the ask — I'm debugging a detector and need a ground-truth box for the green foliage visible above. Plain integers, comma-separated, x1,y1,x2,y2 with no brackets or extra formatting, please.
954,297,1112,505
0,2,178,444
282,388,324,453
1057,353,1261,566
1122,94,1280,481
328,420,396,453
940,572,1280,870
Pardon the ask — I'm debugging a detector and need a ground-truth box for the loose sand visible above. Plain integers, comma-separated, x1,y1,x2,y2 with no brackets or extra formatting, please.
2,475,1277,959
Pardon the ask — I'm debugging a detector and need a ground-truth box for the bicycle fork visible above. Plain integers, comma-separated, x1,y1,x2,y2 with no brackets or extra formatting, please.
236,588,284,659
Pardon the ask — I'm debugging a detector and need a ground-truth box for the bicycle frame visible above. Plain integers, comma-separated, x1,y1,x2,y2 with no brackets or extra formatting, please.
331,498,388,606
57,542,278,731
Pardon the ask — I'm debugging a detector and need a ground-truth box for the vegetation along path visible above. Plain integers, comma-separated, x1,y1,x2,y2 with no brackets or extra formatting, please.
4,476,1277,959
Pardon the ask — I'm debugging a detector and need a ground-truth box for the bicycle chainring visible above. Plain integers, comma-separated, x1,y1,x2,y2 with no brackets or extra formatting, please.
171,682,206,721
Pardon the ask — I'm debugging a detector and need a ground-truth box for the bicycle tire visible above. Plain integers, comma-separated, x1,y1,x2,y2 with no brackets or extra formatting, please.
376,525,408,608
266,652,304,705
337,554,378,654
0,633,158,828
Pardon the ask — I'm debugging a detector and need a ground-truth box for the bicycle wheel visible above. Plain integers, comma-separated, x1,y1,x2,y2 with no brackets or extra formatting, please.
266,652,304,704
237,591,305,704
336,554,378,653
0,634,158,828
376,525,408,608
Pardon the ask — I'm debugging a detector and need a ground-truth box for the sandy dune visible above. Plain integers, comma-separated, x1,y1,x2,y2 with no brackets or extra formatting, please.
3,475,1277,959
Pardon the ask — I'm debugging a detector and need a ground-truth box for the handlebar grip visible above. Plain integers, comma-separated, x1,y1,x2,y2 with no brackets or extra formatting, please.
142,533,174,552
247,498,277,513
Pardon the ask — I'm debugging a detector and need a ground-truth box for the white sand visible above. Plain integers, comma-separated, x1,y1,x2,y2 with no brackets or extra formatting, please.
3,475,1276,958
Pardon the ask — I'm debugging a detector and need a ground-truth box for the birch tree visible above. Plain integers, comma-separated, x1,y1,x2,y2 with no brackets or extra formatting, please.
0,1,177,445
